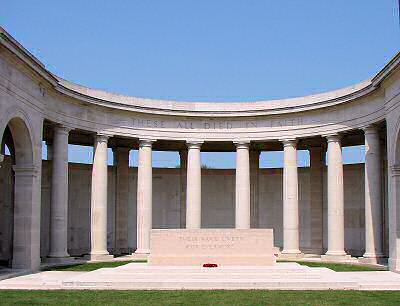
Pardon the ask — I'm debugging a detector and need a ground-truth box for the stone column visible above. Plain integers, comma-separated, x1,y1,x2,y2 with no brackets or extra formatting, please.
186,141,203,229
309,145,324,254
363,126,384,262
235,141,251,229
250,150,260,228
89,133,112,260
179,150,188,228
323,134,347,260
113,147,130,255
135,139,155,254
281,139,301,256
48,125,70,259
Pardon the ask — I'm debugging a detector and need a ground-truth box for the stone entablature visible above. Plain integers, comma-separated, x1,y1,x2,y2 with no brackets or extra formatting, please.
0,27,396,143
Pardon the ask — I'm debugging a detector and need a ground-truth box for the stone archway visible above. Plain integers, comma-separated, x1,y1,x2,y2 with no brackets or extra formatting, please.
0,116,40,270
0,126,15,267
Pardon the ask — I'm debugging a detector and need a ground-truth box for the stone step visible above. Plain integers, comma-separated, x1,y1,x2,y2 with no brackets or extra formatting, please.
111,263,328,274
61,279,360,290
68,272,323,281
108,269,325,275
359,282,400,290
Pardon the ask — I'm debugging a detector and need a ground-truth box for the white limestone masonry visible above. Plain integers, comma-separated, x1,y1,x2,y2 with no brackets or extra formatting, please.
135,139,154,254
281,139,301,256
0,27,399,272
234,141,251,229
48,125,70,259
148,229,275,266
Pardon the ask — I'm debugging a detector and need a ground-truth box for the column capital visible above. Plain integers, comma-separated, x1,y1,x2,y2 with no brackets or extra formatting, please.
112,146,131,154
186,140,203,149
280,138,297,147
250,150,261,157
233,140,250,149
362,125,379,135
179,149,188,156
309,144,323,151
324,133,341,143
139,138,156,148
95,133,111,143
54,124,73,135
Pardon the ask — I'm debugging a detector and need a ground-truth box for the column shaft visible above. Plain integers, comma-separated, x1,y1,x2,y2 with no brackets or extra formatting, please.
114,147,130,255
282,139,301,254
235,141,251,229
325,134,346,256
186,141,202,229
49,126,70,258
135,139,154,254
250,151,260,228
309,146,324,254
179,150,188,228
364,126,383,259
90,134,110,258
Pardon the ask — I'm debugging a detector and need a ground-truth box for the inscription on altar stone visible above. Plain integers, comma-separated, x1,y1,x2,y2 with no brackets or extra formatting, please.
148,229,275,266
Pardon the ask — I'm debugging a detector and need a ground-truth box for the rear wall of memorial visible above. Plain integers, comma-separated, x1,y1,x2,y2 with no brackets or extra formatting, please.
26,161,384,259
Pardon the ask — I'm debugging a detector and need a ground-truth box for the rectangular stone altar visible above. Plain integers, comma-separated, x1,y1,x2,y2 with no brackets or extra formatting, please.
148,229,275,266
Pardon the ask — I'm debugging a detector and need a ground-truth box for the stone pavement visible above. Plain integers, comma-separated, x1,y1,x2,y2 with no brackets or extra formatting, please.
0,263,399,290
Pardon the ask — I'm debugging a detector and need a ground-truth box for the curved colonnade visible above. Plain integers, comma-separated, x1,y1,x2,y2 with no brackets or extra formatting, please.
1,27,400,271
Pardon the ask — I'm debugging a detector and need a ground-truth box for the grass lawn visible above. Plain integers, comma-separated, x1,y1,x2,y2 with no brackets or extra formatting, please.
277,260,387,272
45,260,145,271
0,290,399,305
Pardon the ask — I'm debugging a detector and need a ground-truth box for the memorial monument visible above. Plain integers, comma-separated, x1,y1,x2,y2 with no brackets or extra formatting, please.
0,27,400,273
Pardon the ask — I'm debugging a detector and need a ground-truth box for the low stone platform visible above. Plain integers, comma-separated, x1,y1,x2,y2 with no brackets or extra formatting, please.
0,263,400,290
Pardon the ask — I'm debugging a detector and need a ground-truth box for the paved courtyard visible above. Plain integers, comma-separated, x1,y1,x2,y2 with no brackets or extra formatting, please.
0,263,399,291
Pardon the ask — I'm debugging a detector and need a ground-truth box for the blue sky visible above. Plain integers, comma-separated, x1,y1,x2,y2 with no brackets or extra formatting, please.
2,1,399,168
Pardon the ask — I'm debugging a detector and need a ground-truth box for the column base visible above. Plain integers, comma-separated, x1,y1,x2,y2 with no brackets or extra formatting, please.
84,252,114,262
113,248,131,256
47,252,70,259
279,251,304,260
45,256,73,264
124,253,149,261
359,254,387,265
280,246,302,260
321,254,355,263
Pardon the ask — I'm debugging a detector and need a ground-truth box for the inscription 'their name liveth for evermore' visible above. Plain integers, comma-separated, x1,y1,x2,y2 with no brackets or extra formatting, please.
178,235,244,250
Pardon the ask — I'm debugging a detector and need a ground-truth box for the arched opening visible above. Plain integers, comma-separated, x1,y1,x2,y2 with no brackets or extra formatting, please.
0,117,35,270
0,127,15,267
